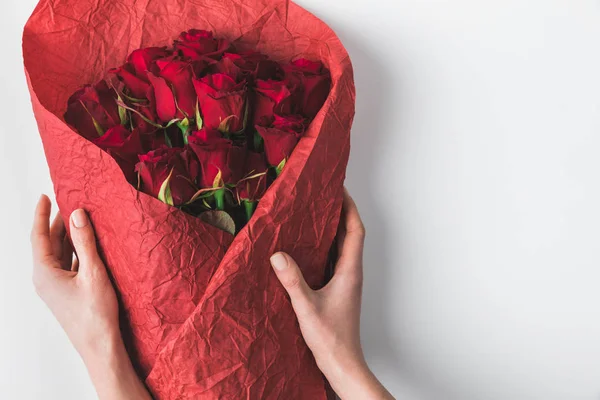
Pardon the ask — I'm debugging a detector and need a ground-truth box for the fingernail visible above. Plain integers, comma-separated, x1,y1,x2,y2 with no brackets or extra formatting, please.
270,253,288,271
71,209,89,228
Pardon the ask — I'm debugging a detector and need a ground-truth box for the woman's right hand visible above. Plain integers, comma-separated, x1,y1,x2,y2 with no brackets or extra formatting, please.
270,189,394,400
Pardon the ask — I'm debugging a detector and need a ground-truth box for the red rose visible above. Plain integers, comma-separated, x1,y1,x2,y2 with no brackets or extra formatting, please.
236,151,268,202
272,114,306,135
285,58,331,120
193,73,247,133
94,126,144,182
255,122,300,167
252,79,293,127
64,80,121,140
188,129,245,188
110,47,172,99
212,52,283,82
131,103,160,134
154,59,197,119
175,30,230,61
135,146,199,206
129,47,172,78
147,58,197,123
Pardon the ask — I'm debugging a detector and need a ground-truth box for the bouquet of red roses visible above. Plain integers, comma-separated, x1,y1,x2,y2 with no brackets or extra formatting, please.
63,30,332,233
24,0,355,398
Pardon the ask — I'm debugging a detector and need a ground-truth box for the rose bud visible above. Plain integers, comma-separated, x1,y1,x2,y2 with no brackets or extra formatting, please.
109,47,172,99
175,29,230,61
188,130,246,189
236,151,268,221
64,80,121,140
284,58,332,120
135,146,200,206
94,126,144,182
193,73,247,133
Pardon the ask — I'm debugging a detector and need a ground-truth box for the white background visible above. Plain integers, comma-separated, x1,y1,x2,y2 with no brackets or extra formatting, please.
1,0,600,399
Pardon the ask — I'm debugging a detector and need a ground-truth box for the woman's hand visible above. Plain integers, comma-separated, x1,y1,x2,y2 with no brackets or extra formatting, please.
31,195,151,400
270,190,394,400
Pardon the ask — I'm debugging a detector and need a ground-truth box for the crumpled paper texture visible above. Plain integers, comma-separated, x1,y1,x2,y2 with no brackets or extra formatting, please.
23,0,355,398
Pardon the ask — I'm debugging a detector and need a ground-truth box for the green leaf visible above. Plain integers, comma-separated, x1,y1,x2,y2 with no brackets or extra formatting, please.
92,117,105,136
165,118,181,128
121,93,149,104
116,94,129,126
213,170,223,189
195,101,203,130
164,130,173,148
275,158,287,176
199,211,236,235
187,187,218,205
158,169,174,206
253,130,264,152
79,100,105,136
117,101,163,128
240,100,250,132
177,118,190,145
218,115,236,134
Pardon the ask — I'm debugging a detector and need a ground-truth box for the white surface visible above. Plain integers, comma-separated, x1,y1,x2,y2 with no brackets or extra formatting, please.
1,0,600,399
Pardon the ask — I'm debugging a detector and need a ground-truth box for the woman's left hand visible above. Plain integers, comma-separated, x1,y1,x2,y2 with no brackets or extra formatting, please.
31,195,151,400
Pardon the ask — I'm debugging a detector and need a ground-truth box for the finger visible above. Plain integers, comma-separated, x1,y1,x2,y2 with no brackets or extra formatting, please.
270,252,314,314
50,213,66,261
31,195,54,262
335,189,366,278
69,209,102,275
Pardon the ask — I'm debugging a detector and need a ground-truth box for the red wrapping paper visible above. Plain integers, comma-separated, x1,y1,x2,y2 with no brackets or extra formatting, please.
23,0,355,398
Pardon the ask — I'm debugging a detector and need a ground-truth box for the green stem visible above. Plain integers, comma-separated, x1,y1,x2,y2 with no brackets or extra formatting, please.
214,188,226,211
244,200,257,222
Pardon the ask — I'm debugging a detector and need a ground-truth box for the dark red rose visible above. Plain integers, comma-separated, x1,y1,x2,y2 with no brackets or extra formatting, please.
131,103,160,134
175,30,230,61
252,79,293,127
212,52,283,82
284,58,331,120
255,124,300,167
236,151,268,202
135,146,199,206
109,47,172,99
64,80,121,140
272,114,306,135
188,130,246,188
193,73,247,133
94,126,144,182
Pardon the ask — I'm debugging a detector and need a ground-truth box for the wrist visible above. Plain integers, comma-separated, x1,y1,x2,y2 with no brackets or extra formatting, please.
83,331,151,400
317,348,391,400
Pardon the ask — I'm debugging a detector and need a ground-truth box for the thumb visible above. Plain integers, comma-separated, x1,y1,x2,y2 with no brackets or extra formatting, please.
270,252,314,312
70,209,103,275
